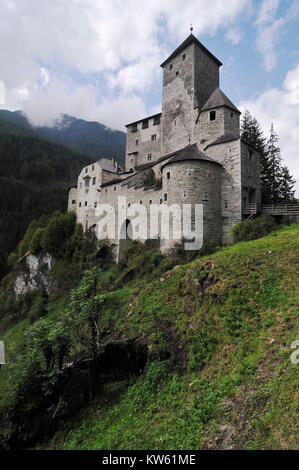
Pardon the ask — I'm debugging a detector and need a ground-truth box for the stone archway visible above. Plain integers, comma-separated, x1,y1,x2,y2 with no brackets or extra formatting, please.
118,219,133,261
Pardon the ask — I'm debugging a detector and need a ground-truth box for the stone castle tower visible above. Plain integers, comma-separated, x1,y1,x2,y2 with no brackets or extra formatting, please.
68,33,261,257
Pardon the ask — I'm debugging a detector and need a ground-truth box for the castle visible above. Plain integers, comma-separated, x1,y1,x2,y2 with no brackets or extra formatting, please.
68,33,261,258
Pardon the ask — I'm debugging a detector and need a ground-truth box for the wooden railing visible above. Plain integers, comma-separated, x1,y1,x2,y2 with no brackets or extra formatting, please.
262,204,299,215
243,203,257,215
242,203,299,216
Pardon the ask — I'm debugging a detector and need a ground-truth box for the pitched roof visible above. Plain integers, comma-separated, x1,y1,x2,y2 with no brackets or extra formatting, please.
201,87,241,114
161,143,222,170
125,112,161,128
97,157,118,173
160,34,222,68
204,131,240,150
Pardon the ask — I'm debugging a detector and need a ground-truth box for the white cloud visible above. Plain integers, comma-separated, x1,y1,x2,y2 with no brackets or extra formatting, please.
254,0,284,71
0,0,250,127
255,0,280,25
226,27,242,45
239,62,299,196
254,0,299,72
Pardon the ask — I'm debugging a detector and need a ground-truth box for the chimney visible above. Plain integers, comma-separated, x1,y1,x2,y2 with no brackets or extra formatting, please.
112,157,116,168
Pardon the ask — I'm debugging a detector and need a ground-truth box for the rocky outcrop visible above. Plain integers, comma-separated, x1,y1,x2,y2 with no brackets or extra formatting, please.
14,253,54,299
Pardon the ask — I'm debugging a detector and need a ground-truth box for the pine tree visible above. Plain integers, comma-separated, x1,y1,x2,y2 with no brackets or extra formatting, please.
279,166,296,203
266,124,283,204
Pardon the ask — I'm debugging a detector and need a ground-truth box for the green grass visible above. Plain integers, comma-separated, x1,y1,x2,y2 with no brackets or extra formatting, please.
45,224,299,450
1,224,299,450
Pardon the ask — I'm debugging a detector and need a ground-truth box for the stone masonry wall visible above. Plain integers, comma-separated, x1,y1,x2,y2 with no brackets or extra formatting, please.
125,116,161,171
161,43,198,155
193,44,220,110
205,139,242,243
241,141,261,211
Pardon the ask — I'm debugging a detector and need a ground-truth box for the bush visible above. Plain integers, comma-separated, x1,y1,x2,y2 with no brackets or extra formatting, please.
151,251,164,267
41,211,76,258
230,215,277,243
27,294,48,323
29,228,46,254
7,252,18,268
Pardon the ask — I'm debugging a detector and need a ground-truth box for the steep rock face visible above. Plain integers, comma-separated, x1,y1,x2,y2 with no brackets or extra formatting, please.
14,253,53,298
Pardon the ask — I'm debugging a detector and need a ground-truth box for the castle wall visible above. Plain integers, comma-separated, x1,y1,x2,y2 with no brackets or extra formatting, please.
198,107,240,150
241,141,261,211
193,45,220,110
161,43,197,155
162,160,223,248
96,159,222,258
205,139,242,243
68,187,77,212
125,115,161,171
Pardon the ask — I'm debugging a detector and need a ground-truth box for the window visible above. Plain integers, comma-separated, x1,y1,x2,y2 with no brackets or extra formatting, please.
224,200,228,209
135,139,139,145
85,168,88,173
160,199,163,204
230,112,234,118
80,182,82,188
169,64,173,70
92,164,94,171
166,171,170,180
187,169,192,176
85,178,90,187
183,191,187,198
164,193,167,202
114,186,116,191
85,201,87,207
105,188,107,193
153,115,160,125
176,71,179,76
142,119,148,129
94,202,97,208
72,200,76,204
132,123,137,132
149,200,152,205
210,110,216,121
182,54,185,60
92,177,96,185
140,200,142,204
79,202,82,207
128,203,131,207
151,134,156,141
148,154,152,161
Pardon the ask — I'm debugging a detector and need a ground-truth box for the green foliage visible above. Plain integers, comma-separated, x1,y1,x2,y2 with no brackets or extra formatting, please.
188,330,217,371
29,228,46,254
7,252,18,268
27,295,48,324
40,211,76,258
0,224,298,450
0,132,92,279
230,215,277,243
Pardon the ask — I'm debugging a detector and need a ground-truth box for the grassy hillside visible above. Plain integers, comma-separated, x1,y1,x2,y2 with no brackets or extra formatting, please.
0,223,298,450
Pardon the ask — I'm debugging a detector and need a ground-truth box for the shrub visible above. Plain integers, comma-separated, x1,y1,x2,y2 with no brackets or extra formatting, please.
7,252,18,268
151,251,164,267
41,211,76,258
29,228,46,254
230,215,277,243
27,294,48,323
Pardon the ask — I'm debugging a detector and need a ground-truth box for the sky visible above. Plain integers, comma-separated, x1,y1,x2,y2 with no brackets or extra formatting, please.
0,0,298,194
